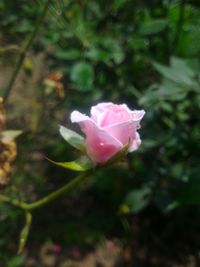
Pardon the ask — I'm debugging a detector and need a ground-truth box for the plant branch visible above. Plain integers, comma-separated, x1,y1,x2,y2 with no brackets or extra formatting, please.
0,194,28,210
0,172,91,211
3,0,51,103
18,211,32,255
25,172,89,210
0,171,91,254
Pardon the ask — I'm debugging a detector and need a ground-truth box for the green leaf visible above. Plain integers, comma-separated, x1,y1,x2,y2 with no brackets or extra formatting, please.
85,48,110,63
59,125,85,151
153,61,194,87
7,255,25,267
47,156,93,171
140,19,168,35
101,37,124,64
55,49,81,60
70,61,94,91
158,79,188,99
121,186,151,213
171,57,195,78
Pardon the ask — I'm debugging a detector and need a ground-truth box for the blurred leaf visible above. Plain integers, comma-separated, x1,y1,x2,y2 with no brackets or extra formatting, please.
140,19,168,35
55,49,82,60
101,38,124,64
153,61,194,87
47,155,93,171
70,61,94,90
171,57,195,77
141,57,200,106
141,139,160,149
171,163,184,179
7,255,25,267
59,125,85,152
121,186,152,213
85,48,110,63
157,79,187,101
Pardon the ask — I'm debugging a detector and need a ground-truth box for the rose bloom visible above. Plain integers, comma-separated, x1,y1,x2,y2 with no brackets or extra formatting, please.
71,102,145,164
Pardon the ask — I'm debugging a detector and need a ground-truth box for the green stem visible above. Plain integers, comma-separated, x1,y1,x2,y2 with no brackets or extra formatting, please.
18,211,32,255
0,172,90,211
171,0,185,53
3,0,51,103
0,172,90,254
25,173,89,210
0,194,28,210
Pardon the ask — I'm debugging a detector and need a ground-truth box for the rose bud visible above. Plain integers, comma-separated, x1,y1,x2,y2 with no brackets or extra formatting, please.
70,102,145,164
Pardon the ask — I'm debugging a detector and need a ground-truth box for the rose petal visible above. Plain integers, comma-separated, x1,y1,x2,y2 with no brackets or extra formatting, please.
131,110,145,123
86,126,123,163
70,110,91,124
100,108,131,127
71,110,123,163
90,102,115,123
129,132,141,152
104,120,138,146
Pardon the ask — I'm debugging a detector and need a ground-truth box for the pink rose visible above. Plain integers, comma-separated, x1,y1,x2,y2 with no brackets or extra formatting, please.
70,102,145,164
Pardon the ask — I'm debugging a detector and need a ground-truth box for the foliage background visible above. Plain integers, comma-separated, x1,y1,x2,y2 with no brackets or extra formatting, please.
0,0,200,266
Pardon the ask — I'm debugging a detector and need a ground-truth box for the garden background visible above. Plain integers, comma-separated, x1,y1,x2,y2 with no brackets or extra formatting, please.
0,0,200,266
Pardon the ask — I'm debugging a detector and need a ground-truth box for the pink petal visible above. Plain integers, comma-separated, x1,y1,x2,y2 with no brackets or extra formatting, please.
100,108,131,127
70,110,93,135
86,123,123,163
70,110,123,163
104,120,138,146
102,110,145,145
129,132,141,152
86,131,122,163
70,110,91,123
131,110,145,125
90,102,115,123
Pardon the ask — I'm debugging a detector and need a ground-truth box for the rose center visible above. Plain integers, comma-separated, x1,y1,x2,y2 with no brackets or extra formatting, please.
100,107,131,127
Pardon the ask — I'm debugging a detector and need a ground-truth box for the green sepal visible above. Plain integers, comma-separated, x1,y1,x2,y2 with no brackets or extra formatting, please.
47,155,94,172
59,125,85,152
102,143,130,166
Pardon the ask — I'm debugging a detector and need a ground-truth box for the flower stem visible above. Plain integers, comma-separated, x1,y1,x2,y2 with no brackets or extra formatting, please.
18,211,32,255
25,173,89,210
3,0,51,103
0,194,28,210
0,172,90,255
0,172,90,211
